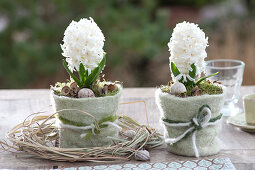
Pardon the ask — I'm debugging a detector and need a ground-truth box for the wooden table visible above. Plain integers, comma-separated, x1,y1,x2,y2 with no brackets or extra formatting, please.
0,87,255,169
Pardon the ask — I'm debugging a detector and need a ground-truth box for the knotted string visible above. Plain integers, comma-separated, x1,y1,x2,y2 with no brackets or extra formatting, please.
162,105,222,157
56,114,122,139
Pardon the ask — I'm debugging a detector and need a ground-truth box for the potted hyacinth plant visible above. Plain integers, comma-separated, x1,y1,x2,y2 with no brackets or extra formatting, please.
156,21,225,157
51,18,122,148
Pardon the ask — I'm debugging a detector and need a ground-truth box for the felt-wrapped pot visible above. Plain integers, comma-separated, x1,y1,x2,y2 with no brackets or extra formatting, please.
51,85,122,148
155,88,225,157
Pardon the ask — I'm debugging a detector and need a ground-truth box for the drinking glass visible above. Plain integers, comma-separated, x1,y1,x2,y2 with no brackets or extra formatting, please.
205,59,245,116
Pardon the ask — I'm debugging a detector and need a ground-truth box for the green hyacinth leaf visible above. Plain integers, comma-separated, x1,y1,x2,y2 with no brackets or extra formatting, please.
85,67,100,87
85,54,106,87
195,72,219,85
170,62,181,77
189,63,196,79
184,63,197,86
78,63,86,85
62,59,82,87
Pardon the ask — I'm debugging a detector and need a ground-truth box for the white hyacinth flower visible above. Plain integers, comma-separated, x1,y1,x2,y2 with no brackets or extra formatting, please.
61,17,105,72
168,21,208,82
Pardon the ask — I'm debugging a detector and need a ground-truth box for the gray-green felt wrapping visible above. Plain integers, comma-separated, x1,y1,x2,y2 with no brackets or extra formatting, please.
155,88,225,157
51,86,122,148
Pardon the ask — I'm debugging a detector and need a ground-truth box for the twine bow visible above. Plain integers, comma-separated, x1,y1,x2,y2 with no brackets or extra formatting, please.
162,105,222,157
56,114,122,140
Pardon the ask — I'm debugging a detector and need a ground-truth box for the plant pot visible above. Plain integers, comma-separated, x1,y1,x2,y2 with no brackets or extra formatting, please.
155,88,225,157
51,85,122,148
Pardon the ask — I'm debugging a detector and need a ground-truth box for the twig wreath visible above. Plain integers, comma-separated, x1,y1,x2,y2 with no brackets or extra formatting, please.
0,101,163,162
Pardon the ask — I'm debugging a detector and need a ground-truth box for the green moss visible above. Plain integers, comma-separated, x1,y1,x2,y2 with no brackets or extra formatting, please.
160,80,223,97
91,81,121,97
160,85,171,93
52,80,121,97
51,81,73,96
186,85,195,96
198,80,223,95
103,88,120,97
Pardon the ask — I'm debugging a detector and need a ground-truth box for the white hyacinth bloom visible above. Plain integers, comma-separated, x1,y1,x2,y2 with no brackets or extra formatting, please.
61,17,105,72
168,21,208,82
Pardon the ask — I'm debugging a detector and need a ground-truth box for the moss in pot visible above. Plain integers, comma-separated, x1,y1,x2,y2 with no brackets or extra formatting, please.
155,21,225,157
51,18,122,148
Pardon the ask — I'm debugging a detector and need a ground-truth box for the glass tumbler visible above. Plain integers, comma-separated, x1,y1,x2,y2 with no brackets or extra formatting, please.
205,59,245,116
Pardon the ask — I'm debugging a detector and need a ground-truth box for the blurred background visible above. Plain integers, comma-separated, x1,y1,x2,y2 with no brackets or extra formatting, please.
0,0,254,89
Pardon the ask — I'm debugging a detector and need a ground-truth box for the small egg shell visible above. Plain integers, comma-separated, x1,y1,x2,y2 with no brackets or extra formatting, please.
78,88,95,98
123,130,136,138
170,82,187,95
135,150,150,161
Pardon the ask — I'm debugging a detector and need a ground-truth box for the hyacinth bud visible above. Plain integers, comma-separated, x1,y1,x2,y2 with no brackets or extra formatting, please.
168,21,208,82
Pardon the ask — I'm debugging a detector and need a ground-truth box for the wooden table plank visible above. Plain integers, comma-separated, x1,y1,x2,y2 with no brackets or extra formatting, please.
0,87,255,169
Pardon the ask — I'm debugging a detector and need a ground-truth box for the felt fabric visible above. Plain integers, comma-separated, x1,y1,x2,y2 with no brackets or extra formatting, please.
51,85,122,148
155,88,225,157
58,120,120,148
